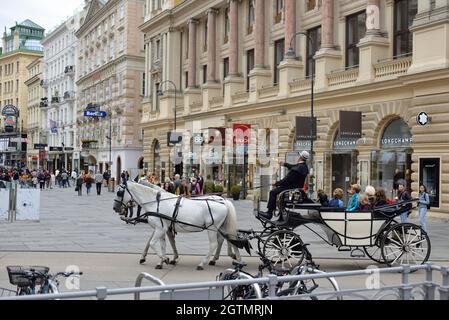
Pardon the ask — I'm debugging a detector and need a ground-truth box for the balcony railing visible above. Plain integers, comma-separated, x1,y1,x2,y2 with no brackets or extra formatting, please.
328,67,359,88
258,85,279,99
374,56,412,80
231,91,249,104
51,97,60,104
290,78,312,93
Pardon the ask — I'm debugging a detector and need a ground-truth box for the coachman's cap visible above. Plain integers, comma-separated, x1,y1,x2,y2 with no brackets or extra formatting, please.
300,151,310,160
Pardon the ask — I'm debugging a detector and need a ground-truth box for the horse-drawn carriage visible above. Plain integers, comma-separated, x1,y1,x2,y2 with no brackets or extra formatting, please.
249,188,431,271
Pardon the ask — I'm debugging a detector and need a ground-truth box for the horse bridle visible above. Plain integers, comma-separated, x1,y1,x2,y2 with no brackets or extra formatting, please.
115,185,138,214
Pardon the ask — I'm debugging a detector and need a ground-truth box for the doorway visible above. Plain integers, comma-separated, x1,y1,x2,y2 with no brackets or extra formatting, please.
331,153,357,204
420,158,440,208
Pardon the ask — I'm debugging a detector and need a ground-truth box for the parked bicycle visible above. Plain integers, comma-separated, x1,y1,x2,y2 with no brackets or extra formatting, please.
6,266,83,296
217,229,341,300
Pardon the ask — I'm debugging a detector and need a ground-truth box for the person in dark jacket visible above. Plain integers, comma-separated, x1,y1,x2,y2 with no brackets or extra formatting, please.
259,151,309,220
397,180,412,223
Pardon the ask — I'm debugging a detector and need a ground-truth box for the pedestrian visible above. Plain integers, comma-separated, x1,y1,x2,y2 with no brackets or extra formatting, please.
50,172,55,189
71,169,77,185
197,172,204,195
121,171,127,186
329,188,344,208
347,184,361,212
32,175,38,188
397,180,412,223
85,173,93,195
189,177,201,197
418,184,430,232
103,170,110,187
76,174,84,196
176,178,189,196
95,171,104,195
44,171,51,189
260,150,309,220
38,171,45,190
61,171,69,188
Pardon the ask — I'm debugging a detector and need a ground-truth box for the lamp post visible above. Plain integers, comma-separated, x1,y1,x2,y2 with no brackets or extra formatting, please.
157,80,178,176
286,32,315,199
104,106,112,173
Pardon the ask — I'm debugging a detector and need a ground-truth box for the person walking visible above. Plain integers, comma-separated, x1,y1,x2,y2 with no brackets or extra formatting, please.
76,174,84,196
71,169,78,185
418,185,430,232
84,172,93,195
103,170,110,187
259,151,309,220
197,172,204,195
61,171,69,188
38,171,45,190
95,171,104,195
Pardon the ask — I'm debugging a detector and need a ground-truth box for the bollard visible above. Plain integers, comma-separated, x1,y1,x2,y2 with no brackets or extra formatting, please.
424,262,436,300
398,265,413,300
267,274,278,298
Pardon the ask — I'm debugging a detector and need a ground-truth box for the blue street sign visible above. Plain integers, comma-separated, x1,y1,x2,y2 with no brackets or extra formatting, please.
84,110,107,118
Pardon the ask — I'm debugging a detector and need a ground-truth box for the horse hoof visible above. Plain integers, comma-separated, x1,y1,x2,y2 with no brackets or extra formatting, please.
164,258,170,265
196,266,204,271
208,261,216,266
155,265,163,270
169,260,177,265
139,259,146,264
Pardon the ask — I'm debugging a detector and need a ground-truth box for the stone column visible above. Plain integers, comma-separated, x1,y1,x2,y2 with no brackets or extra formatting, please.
321,0,334,48
356,0,389,83
229,0,239,75
366,0,381,35
203,8,222,111
254,0,265,67
188,19,198,88
315,0,342,90
248,0,272,102
284,0,296,53
224,0,244,107
206,9,217,82
185,19,202,115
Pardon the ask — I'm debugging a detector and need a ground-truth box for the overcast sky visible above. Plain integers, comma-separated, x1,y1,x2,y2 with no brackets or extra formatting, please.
0,0,85,34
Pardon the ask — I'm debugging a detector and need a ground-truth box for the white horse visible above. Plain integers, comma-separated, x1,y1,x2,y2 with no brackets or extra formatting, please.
113,181,242,270
136,179,237,266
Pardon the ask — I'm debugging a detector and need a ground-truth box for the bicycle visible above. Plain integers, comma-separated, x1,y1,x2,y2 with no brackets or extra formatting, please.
7,266,83,296
217,229,341,300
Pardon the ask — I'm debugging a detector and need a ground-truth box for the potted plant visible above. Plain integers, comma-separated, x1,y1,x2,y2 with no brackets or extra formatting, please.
213,184,224,195
231,185,241,201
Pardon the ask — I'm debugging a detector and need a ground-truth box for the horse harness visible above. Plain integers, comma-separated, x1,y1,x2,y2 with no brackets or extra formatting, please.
117,185,224,234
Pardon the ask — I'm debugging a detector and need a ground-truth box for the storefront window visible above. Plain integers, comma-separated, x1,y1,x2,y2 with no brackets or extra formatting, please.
371,118,413,198
420,158,440,208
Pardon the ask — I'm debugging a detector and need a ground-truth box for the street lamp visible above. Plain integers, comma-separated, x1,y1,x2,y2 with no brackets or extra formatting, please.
105,106,112,173
286,32,316,199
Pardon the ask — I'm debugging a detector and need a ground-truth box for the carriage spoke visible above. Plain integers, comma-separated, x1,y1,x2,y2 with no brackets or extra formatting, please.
391,251,405,265
289,242,303,249
409,249,426,259
409,238,426,247
393,230,404,245
406,232,419,245
385,248,403,258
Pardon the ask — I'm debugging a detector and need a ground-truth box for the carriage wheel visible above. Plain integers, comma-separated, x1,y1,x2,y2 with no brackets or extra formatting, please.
364,220,398,264
380,223,431,267
263,230,305,271
257,227,277,254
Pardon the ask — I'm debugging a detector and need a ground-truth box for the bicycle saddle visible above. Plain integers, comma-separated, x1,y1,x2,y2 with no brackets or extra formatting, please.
232,261,247,269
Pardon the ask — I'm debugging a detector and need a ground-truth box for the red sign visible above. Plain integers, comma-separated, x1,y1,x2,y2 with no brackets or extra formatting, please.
32,156,38,161
233,124,251,145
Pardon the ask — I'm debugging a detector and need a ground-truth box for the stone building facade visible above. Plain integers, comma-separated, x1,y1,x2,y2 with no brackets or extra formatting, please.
140,0,449,215
75,0,145,179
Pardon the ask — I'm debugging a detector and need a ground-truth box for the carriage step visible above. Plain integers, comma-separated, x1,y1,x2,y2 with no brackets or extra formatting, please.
350,248,366,258
337,246,352,252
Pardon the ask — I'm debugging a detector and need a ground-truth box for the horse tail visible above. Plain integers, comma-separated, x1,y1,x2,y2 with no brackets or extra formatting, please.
221,200,238,240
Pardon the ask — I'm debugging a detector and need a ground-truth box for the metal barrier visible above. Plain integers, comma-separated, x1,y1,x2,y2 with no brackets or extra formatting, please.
134,272,165,300
1,263,448,300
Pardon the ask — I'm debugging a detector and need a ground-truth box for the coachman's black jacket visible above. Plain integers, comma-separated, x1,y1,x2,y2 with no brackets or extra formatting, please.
275,162,309,189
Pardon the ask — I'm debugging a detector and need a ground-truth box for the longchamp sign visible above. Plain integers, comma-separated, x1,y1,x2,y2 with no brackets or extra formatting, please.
339,111,362,139
295,117,317,141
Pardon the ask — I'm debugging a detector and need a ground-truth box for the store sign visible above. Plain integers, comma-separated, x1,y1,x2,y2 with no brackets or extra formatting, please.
34,144,47,150
293,140,311,151
233,124,251,145
339,111,362,139
416,112,429,126
207,127,226,146
49,147,63,152
381,137,413,147
295,117,317,141
64,147,74,151
1,105,20,117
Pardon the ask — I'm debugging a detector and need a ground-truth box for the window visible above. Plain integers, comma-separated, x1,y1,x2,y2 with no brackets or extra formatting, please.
120,4,125,20
111,13,115,27
155,39,161,60
223,57,229,80
307,0,317,11
246,49,254,91
248,0,255,34
103,46,108,63
118,73,124,96
185,72,188,89
203,65,207,84
306,26,321,77
16,79,19,92
119,31,125,52
274,38,285,85
224,7,230,43
346,11,366,68
97,50,102,65
16,62,19,72
275,0,284,23
394,0,418,58
110,41,115,59
204,18,208,52
141,72,146,96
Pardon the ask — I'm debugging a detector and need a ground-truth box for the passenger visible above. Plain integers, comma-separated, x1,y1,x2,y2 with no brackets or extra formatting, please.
364,185,376,207
346,184,361,212
329,188,344,208
374,188,388,208
358,195,372,211
317,189,329,206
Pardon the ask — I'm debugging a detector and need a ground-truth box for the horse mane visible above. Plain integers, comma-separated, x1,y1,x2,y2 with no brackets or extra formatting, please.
138,178,167,193
127,181,173,203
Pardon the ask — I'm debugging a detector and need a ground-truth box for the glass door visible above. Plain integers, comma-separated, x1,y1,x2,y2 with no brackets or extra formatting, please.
420,158,440,208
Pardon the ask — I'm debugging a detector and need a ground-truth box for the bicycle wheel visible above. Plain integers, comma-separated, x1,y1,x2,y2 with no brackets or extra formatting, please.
288,266,342,300
217,269,262,300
